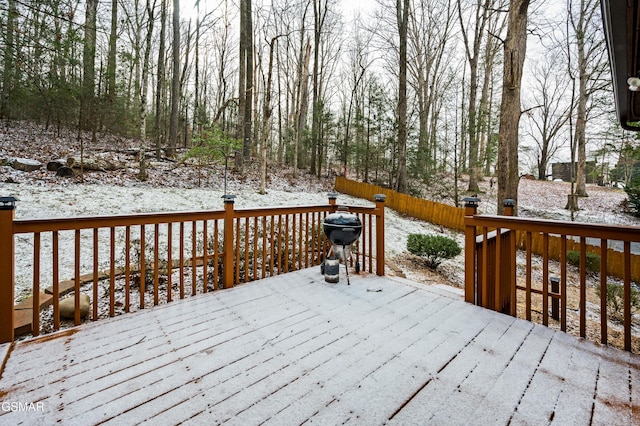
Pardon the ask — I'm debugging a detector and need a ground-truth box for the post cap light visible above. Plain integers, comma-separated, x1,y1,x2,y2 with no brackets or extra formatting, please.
222,194,236,203
0,196,18,210
462,197,480,208
327,192,339,200
373,194,386,202
503,199,516,207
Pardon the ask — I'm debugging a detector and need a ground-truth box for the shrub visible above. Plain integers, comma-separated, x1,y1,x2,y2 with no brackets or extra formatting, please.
625,175,640,217
566,250,601,273
407,234,461,269
596,283,640,319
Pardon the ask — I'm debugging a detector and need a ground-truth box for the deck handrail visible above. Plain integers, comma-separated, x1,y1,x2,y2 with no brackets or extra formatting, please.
0,194,387,343
464,199,640,352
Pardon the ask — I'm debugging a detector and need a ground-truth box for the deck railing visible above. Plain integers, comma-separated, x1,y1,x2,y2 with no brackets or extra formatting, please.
464,198,640,352
0,194,386,343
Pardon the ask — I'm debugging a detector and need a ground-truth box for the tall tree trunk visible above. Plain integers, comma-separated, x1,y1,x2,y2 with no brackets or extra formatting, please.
294,40,312,178
310,0,328,176
236,0,253,168
573,0,592,197
193,0,201,135
81,0,98,133
139,0,155,141
155,0,167,158
260,36,282,194
167,0,180,157
457,0,493,193
395,0,409,193
243,0,253,162
1,0,17,119
497,0,529,215
237,0,247,168
106,0,118,100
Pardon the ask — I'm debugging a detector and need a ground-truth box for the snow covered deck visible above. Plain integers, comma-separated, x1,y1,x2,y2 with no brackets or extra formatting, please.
1,268,639,425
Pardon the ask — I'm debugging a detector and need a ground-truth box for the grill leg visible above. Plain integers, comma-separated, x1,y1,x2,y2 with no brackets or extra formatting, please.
343,245,350,285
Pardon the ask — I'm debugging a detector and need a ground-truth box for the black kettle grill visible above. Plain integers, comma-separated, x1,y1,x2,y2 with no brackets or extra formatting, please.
322,207,362,284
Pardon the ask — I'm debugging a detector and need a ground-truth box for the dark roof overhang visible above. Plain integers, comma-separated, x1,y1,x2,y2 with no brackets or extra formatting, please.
601,0,640,130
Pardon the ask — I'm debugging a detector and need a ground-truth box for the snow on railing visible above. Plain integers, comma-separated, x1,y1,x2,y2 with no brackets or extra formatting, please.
0,194,386,342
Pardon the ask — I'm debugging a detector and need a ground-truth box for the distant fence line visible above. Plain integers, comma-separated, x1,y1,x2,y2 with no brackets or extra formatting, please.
335,176,640,283
334,176,465,232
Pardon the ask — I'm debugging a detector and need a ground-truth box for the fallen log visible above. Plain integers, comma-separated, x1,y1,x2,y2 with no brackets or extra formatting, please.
66,156,116,172
10,157,42,172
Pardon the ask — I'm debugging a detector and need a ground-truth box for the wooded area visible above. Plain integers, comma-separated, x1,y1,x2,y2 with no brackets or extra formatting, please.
0,0,629,210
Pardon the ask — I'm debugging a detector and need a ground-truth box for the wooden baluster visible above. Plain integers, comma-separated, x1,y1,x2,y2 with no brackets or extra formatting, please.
526,232,532,321
110,227,115,317
213,221,219,290
579,237,587,338
192,221,197,296
180,222,185,298
154,223,160,304
253,217,258,280
53,231,60,330
93,228,99,320
600,238,608,345
560,235,567,332
285,215,290,273
125,225,131,312
624,241,631,352
542,233,549,326
203,220,208,292
167,222,173,302
140,226,145,309
244,219,250,282
75,229,81,323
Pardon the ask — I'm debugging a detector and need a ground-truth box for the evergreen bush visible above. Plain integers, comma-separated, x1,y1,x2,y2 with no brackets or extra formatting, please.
566,250,601,273
625,173,640,217
407,234,461,269
596,282,640,319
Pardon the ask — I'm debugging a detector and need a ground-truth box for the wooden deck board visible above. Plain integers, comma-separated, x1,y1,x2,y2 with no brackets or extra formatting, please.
1,268,639,425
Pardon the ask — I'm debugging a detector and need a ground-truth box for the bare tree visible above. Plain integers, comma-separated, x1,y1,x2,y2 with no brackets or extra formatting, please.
155,0,168,158
457,0,497,192
409,0,456,180
395,0,410,193
567,0,608,197
139,0,156,141
81,0,98,135
1,0,17,119
167,0,181,157
237,0,253,168
524,54,571,180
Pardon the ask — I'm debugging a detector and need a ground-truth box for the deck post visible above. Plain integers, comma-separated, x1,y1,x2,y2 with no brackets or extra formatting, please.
374,194,386,276
0,197,17,343
463,197,480,304
222,195,236,289
328,193,338,211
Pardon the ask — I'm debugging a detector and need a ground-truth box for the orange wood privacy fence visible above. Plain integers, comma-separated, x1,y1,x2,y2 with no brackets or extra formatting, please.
0,195,386,343
464,199,640,352
335,176,466,231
